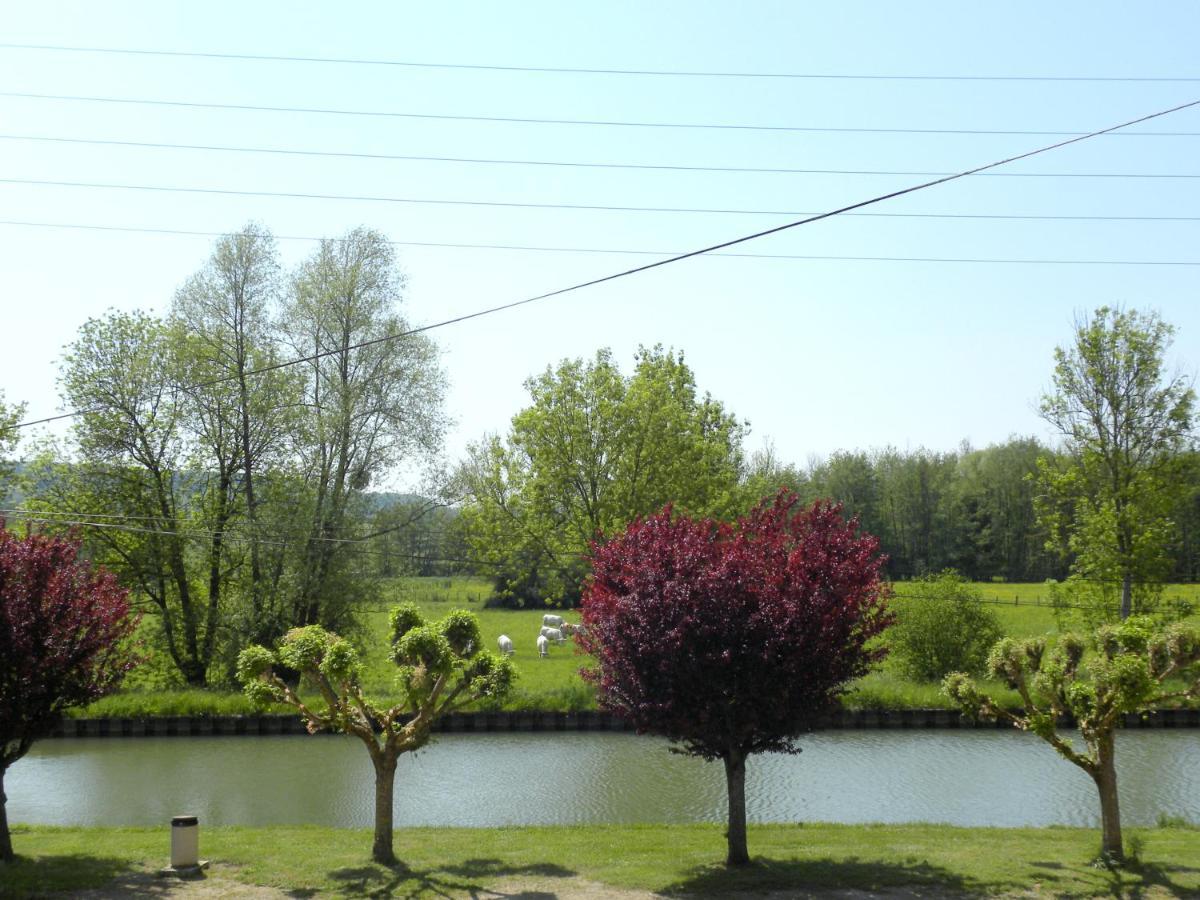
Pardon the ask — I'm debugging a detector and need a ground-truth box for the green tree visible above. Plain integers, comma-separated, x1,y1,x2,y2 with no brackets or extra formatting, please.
889,571,1003,680
0,392,24,503
954,438,1058,582
57,311,221,685
282,228,447,630
944,617,1200,863
238,605,513,864
1037,307,1196,621
457,347,747,606
172,223,297,647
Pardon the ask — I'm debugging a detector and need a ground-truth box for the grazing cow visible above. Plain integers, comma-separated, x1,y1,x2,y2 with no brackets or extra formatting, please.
542,614,565,629
536,634,549,657
539,626,565,644
497,634,514,656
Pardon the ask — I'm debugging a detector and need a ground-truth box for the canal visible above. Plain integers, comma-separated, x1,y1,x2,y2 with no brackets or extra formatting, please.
8,730,1199,828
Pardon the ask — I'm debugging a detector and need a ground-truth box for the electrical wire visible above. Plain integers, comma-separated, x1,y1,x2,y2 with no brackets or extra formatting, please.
0,220,1194,267
3,42,1199,82
4,90,1198,137
14,94,1200,432
7,132,1200,178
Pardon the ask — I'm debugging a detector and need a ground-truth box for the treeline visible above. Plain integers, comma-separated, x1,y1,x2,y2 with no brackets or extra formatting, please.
747,441,1200,584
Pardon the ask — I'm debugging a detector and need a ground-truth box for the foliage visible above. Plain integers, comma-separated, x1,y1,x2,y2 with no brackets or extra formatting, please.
28,225,449,687
580,490,891,864
237,604,513,864
0,528,139,860
1037,306,1196,622
943,616,1200,863
799,439,1064,583
888,571,1003,681
457,346,746,607
281,228,447,631
0,392,24,500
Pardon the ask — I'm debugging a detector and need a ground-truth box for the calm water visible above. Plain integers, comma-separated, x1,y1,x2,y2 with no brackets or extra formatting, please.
8,730,1199,828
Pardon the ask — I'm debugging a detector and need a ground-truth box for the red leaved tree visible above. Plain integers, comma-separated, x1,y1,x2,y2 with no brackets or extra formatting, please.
0,527,139,861
579,491,891,866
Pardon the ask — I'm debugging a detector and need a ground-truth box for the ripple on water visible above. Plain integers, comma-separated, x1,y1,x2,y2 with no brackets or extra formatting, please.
9,730,1200,829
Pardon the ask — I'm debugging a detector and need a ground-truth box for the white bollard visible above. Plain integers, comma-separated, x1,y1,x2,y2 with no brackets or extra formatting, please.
170,815,200,868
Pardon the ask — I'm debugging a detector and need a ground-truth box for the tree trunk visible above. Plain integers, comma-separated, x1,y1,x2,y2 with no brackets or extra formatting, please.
1093,732,1124,862
0,767,13,862
723,750,750,866
372,753,398,865
1120,572,1132,620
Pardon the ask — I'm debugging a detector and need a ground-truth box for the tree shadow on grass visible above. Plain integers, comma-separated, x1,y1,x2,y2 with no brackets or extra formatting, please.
660,856,979,898
321,858,575,899
1093,859,1200,899
0,853,142,898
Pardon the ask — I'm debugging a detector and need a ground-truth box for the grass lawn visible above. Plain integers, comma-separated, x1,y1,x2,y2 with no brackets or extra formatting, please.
76,578,1200,717
4,822,1200,897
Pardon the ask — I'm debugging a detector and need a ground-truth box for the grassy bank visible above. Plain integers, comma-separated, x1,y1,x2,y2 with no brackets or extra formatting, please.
5,822,1199,897
75,578,1200,718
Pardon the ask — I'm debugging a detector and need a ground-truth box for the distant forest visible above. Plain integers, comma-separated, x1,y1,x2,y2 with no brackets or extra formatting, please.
371,438,1200,586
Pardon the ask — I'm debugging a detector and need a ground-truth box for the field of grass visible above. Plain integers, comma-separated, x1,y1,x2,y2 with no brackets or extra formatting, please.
5,821,1199,897
75,578,1200,717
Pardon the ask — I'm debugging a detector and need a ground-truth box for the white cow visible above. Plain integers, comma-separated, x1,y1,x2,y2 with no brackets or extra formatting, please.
539,626,565,644
497,634,514,656
542,614,565,629
536,634,549,657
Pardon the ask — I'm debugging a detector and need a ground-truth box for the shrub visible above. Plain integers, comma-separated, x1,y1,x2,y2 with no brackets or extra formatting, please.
889,571,1003,681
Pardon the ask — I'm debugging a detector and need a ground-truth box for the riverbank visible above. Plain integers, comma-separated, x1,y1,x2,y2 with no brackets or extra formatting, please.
5,822,1199,897
45,705,1200,738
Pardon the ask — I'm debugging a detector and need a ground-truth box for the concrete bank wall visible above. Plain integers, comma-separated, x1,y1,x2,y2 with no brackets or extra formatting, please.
48,706,1200,738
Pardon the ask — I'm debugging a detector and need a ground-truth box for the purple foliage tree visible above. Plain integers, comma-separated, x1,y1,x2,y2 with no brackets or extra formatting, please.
579,491,891,865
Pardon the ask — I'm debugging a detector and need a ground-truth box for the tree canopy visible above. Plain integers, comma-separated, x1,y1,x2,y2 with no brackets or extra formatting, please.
1037,306,1196,621
579,491,891,864
457,346,747,606
0,528,138,860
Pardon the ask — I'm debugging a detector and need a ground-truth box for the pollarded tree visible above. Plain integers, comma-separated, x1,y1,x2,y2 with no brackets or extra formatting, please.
944,617,1200,864
237,605,513,865
580,491,892,866
0,528,139,861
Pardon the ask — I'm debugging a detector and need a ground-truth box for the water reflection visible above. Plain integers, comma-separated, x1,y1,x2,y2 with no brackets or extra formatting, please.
10,730,1199,829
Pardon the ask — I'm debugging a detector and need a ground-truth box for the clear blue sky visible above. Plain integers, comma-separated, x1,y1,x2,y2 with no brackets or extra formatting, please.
1,2,1197,488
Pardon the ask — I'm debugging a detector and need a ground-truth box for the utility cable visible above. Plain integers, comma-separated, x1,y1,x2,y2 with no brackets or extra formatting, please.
0,220,1195,267
6,132,1200,178
4,90,1197,137
15,94,1200,431
3,42,1199,82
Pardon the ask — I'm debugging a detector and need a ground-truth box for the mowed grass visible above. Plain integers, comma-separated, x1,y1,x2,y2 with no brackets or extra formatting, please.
76,578,1200,716
6,822,1200,898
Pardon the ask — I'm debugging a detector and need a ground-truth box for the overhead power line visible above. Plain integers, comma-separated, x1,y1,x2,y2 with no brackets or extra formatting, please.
3,42,1200,82
2,91,1199,137
7,132,1200,178
1,220,1196,267
15,95,1200,431
6,172,1200,223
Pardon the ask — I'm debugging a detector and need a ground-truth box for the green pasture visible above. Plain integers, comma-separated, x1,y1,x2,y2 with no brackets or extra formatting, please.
6,822,1200,897
77,577,1200,717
